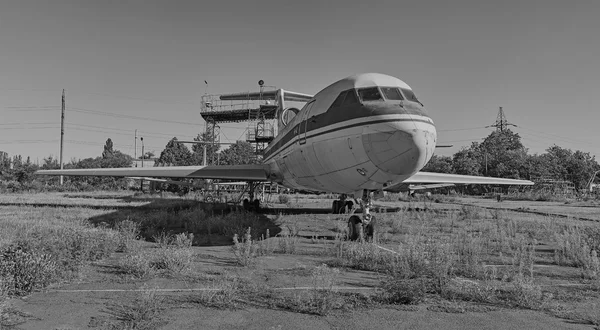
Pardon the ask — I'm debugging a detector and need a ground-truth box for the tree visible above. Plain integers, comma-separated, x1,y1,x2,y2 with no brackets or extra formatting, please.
452,144,482,176
155,138,194,167
422,155,453,173
192,131,220,165
478,129,528,179
217,141,257,165
102,138,114,159
42,155,60,170
139,151,154,159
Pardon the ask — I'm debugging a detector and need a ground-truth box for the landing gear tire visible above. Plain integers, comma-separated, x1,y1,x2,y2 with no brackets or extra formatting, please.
347,215,362,241
364,216,376,241
332,200,340,214
243,198,260,212
344,201,353,213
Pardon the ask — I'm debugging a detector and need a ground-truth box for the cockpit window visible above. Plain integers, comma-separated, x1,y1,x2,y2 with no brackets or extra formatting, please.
330,91,347,108
342,89,359,106
381,87,404,101
357,87,383,102
328,89,359,111
400,88,421,103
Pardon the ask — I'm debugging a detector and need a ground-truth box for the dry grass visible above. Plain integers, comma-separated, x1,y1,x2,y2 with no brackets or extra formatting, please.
118,232,195,278
104,285,165,330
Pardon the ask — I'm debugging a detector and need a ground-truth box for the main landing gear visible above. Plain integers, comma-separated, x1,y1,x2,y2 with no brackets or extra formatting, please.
340,190,376,242
331,194,353,214
242,182,261,212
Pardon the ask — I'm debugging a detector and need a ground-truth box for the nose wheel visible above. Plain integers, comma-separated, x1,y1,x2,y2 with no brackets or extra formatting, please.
346,190,376,241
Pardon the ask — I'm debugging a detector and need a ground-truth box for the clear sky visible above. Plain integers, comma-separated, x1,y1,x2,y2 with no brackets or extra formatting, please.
1,0,599,163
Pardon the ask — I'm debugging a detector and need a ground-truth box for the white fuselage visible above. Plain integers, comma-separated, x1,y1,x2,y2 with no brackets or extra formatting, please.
261,73,437,194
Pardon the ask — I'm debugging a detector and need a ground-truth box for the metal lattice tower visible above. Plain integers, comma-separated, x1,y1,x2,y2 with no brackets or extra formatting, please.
204,120,220,164
487,107,516,131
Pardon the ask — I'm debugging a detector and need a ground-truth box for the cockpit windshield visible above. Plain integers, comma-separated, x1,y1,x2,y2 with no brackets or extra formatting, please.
357,87,383,102
400,88,421,104
380,87,404,101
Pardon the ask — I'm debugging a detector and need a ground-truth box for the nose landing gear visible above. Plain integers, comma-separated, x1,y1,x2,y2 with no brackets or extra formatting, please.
346,190,376,241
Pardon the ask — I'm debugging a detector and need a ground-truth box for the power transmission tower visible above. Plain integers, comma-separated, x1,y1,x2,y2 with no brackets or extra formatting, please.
486,106,516,131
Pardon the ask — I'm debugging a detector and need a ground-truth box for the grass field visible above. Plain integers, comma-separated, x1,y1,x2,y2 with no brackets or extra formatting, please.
1,191,599,329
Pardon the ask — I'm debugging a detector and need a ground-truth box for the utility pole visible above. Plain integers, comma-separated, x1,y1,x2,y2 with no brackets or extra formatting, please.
141,137,144,168
140,137,144,192
60,89,65,185
134,129,137,167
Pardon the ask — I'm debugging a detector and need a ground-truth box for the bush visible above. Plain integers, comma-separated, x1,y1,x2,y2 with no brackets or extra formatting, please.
380,277,426,304
278,194,290,204
0,245,57,296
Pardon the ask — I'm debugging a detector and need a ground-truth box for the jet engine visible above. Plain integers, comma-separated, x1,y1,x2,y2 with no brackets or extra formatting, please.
279,107,300,127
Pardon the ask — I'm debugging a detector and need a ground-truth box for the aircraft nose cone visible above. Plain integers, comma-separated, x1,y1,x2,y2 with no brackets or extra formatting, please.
362,123,436,175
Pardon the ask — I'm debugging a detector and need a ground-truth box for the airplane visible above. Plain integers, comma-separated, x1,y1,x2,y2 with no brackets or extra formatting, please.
37,73,533,239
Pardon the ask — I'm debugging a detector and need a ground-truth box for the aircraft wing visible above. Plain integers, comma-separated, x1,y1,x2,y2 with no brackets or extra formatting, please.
220,89,313,102
36,165,268,181
403,172,534,186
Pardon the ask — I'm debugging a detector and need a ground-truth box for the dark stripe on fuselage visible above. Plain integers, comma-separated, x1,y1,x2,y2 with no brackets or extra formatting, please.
263,101,432,162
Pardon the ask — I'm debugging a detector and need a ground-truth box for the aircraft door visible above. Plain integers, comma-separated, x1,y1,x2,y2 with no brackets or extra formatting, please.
298,101,315,145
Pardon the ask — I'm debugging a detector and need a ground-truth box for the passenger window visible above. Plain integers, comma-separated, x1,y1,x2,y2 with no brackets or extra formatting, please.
342,90,359,106
357,87,383,102
381,87,404,101
330,91,347,108
400,88,421,103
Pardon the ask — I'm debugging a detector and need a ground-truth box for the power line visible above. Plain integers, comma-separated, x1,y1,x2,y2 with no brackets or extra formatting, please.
1,126,58,130
0,139,58,144
67,106,203,126
438,127,487,132
0,122,58,126
518,126,596,146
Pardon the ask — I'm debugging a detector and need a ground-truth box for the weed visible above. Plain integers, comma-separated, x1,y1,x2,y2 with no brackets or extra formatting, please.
278,194,290,204
195,273,241,308
0,275,8,326
256,229,275,256
380,277,426,304
453,231,484,278
554,226,600,278
511,237,536,279
458,205,481,221
150,246,194,274
232,228,258,266
116,220,141,253
503,275,548,310
582,250,600,280
0,244,57,296
277,232,300,254
118,252,154,279
304,264,340,315
490,209,505,220
104,285,165,330
443,278,498,304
